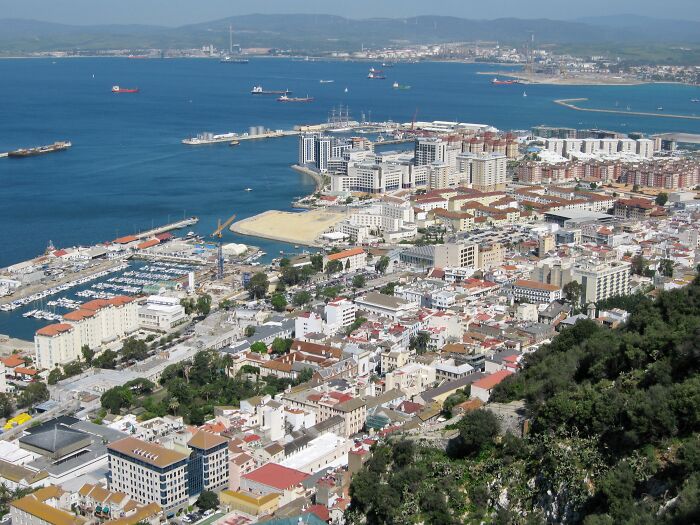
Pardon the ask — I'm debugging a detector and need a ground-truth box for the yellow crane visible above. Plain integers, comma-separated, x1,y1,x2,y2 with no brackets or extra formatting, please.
211,213,237,239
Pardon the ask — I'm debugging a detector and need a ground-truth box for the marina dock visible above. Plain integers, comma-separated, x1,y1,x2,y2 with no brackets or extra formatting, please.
554,98,700,120
134,216,199,240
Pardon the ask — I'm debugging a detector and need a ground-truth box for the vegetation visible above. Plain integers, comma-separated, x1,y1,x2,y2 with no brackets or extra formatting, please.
244,325,256,338
655,192,668,206
348,276,700,524
93,349,118,369
196,490,218,511
293,290,312,307
17,382,49,408
345,317,367,336
375,256,390,274
270,293,287,312
0,393,14,419
563,280,583,307
352,275,366,289
380,282,397,296
326,260,344,274
246,272,269,299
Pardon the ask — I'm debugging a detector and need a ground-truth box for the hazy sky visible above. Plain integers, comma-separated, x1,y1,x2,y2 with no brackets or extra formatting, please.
4,0,700,26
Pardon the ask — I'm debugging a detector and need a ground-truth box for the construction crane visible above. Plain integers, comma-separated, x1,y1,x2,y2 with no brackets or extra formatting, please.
211,213,237,239
411,108,419,131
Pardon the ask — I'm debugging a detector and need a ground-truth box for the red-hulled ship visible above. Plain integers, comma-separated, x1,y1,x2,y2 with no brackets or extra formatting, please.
491,78,519,85
112,85,139,93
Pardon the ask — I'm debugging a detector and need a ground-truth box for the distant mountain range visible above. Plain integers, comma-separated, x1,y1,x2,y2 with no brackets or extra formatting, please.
1,14,699,54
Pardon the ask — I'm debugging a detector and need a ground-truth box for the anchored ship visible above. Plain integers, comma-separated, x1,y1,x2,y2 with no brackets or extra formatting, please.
491,78,519,85
277,94,314,103
8,141,72,158
112,85,139,93
182,132,238,145
251,85,290,95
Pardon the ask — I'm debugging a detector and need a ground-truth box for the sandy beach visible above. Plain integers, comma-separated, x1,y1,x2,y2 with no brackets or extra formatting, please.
231,208,349,246
477,70,645,86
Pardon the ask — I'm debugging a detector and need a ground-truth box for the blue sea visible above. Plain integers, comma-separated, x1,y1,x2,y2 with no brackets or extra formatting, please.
0,57,699,339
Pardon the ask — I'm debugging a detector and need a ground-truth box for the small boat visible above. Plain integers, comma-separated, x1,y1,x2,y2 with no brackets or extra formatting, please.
368,72,386,80
244,188,253,192
692,99,700,103
657,106,663,111
319,79,334,83
112,85,139,93
523,91,527,97
344,87,349,93
230,140,240,146
392,81,411,90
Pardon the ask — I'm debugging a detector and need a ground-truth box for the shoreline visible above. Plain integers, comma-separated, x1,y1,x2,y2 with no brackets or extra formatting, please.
230,210,321,247
554,97,700,120
476,70,647,86
291,164,324,195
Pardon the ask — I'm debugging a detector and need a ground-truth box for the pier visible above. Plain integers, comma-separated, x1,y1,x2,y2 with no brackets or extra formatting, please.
134,217,199,240
554,98,700,120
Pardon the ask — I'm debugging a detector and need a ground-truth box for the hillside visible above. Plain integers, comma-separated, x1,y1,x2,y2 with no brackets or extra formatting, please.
347,280,700,523
1,14,700,54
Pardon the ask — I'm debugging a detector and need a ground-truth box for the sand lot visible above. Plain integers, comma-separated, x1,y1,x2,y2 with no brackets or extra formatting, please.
231,209,348,246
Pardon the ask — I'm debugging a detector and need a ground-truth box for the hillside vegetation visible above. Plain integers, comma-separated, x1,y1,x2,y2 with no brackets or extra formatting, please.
347,278,700,524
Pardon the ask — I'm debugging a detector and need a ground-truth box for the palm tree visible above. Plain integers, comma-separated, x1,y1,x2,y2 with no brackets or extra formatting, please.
168,398,180,415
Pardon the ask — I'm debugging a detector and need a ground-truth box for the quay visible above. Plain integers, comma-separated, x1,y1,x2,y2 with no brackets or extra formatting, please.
133,216,199,240
376,138,414,146
291,164,325,193
554,98,700,120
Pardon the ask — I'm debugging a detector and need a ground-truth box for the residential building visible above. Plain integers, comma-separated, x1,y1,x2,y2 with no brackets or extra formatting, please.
325,298,357,329
354,292,419,320
415,138,446,166
138,295,187,331
324,247,367,273
572,260,631,304
471,370,514,402
511,279,562,304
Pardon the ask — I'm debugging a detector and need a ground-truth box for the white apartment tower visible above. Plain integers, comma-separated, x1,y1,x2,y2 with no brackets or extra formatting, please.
415,138,447,166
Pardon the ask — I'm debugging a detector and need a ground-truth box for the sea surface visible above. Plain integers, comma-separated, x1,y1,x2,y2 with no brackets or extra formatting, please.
0,57,699,339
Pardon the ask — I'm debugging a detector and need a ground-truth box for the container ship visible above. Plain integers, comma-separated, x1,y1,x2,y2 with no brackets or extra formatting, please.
221,56,249,64
277,94,314,103
8,141,72,158
182,132,239,145
491,78,519,85
251,86,290,95
112,85,139,93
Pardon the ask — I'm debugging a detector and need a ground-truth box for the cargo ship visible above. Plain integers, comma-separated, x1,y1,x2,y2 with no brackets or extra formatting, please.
182,132,239,145
8,141,72,158
277,94,314,103
392,81,411,90
112,85,139,93
251,85,290,95
368,71,386,80
491,78,519,85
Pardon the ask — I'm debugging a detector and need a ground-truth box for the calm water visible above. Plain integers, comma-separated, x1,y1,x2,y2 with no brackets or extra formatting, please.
0,58,699,339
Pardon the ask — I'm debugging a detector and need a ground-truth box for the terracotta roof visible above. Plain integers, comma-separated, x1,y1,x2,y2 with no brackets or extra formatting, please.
14,367,38,376
10,493,78,525
1,355,25,368
327,247,365,261
514,279,560,292
188,430,228,450
472,370,513,390
113,235,138,244
63,309,96,321
107,437,188,468
36,323,73,337
137,239,160,250
242,463,310,491
104,502,161,525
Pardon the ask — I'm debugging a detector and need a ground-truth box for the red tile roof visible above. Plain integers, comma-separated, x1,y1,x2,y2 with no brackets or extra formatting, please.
327,247,365,261
14,367,38,376
473,370,514,390
113,235,138,244
36,323,73,337
1,355,26,368
137,239,160,250
242,463,310,491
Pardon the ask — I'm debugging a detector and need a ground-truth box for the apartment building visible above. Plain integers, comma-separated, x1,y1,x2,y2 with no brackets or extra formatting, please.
324,247,367,273
35,296,138,369
511,279,562,304
573,261,631,304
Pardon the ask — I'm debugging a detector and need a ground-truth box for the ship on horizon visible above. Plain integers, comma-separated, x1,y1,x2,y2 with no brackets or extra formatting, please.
277,94,314,103
112,85,139,93
251,85,290,95
491,78,519,85
368,68,386,80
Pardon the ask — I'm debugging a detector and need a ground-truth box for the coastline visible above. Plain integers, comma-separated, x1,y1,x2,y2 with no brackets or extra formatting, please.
477,70,646,86
291,164,324,195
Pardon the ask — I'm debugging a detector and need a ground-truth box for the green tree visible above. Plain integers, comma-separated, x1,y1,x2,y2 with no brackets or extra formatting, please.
250,342,268,354
326,260,343,274
62,360,84,378
100,386,134,414
196,490,219,511
442,389,470,417
375,256,390,274
270,338,292,355
0,393,14,418
659,258,674,277
81,345,95,365
563,280,582,306
47,368,63,385
180,298,196,315
93,349,118,369
410,332,431,354
655,192,668,206
196,293,212,316
352,274,366,289
244,325,256,337
279,257,290,268
122,338,149,362
310,253,324,272
293,291,312,307
246,272,270,299
295,367,314,384
380,282,397,295
631,254,647,276
18,382,49,408
452,409,500,458
270,293,287,312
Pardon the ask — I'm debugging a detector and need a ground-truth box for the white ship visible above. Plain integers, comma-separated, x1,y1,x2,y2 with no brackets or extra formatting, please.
182,132,239,145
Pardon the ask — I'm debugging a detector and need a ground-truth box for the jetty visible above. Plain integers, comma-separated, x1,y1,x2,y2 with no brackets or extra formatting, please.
554,98,700,120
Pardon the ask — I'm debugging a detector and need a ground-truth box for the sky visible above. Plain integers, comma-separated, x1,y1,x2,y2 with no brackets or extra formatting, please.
2,0,700,26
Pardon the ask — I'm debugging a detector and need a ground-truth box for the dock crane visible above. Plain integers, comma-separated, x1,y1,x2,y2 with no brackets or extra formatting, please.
211,213,237,280
211,213,237,239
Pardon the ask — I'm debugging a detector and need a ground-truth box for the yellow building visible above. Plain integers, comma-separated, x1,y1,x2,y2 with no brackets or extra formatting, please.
219,490,279,516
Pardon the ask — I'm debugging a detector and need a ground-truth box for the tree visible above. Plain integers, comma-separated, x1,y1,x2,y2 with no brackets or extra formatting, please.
196,490,219,511
196,293,212,316
442,389,469,417
246,272,269,299
122,338,149,362
563,280,582,306
250,342,268,354
631,254,647,276
279,257,290,268
410,332,431,354
47,368,63,385
655,192,668,206
375,256,390,274
271,338,292,355
62,360,84,378
101,386,134,414
352,275,366,289
380,282,397,295
244,325,256,337
293,291,312,307
81,345,95,365
659,258,674,278
326,260,343,274
0,393,14,418
451,409,500,458
93,349,118,369
632,184,640,192
345,259,351,270
18,382,49,408
310,253,324,272
180,298,196,315
270,293,287,312
295,367,314,384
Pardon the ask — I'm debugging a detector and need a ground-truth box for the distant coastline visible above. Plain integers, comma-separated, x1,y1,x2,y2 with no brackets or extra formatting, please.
477,70,646,86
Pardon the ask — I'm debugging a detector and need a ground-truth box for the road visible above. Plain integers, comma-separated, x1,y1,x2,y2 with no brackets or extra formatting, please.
0,399,80,441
